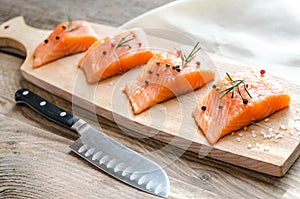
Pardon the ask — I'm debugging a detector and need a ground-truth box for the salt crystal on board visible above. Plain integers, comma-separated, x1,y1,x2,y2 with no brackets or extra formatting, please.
264,146,270,152
256,143,260,148
280,124,287,130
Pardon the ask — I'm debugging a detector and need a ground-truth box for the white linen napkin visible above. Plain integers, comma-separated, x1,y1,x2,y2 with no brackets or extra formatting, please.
121,0,300,84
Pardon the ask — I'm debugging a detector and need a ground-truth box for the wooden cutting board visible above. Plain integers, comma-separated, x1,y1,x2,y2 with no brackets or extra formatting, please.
1,16,300,177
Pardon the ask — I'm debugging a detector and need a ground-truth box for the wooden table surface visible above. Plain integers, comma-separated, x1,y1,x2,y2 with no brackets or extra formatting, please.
1,1,299,198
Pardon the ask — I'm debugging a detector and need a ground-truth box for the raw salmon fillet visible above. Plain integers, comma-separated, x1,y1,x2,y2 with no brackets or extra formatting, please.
193,70,291,144
33,20,99,68
124,52,215,114
78,28,153,83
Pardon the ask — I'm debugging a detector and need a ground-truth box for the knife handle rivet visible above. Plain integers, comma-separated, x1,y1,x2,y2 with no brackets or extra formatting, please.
59,112,67,117
22,90,29,96
40,101,46,106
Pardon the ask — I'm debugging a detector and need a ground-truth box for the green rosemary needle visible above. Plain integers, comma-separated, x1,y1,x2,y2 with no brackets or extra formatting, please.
66,13,81,32
179,42,202,69
219,72,252,103
116,33,134,49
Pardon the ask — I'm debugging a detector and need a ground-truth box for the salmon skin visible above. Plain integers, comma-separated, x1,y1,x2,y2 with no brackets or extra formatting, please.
193,70,291,144
33,20,99,68
124,51,215,114
78,28,153,83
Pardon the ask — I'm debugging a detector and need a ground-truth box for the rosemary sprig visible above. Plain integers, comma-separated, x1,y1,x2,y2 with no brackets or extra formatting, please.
116,33,134,49
220,72,252,103
66,13,81,32
179,42,202,68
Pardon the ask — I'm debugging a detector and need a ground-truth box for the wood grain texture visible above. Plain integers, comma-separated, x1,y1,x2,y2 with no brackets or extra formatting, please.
1,16,300,177
1,1,300,199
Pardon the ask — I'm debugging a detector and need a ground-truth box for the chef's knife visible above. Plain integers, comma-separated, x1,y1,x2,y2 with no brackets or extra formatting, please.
15,88,170,197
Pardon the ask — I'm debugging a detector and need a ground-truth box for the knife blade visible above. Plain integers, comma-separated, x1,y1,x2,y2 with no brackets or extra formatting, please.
15,88,170,197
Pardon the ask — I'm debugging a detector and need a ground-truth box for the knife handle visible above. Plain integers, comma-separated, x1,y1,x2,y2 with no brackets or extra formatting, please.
15,88,79,128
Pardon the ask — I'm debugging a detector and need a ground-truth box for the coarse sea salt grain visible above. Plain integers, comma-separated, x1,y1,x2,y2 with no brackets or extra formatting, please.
247,144,252,149
280,124,287,130
237,137,241,142
264,118,270,122
243,126,248,131
280,132,285,136
275,134,283,139
160,107,167,112
256,143,260,148
264,146,270,152
238,132,244,137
